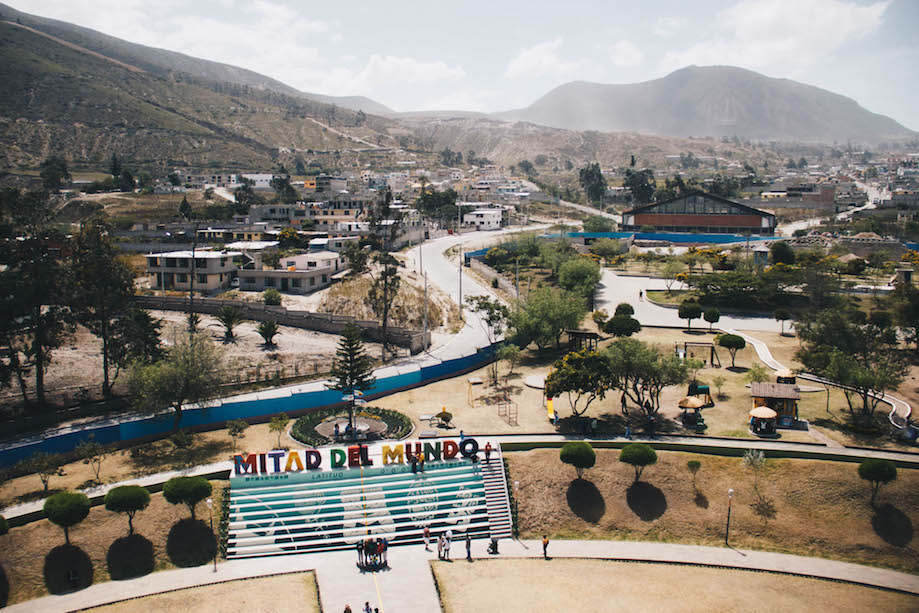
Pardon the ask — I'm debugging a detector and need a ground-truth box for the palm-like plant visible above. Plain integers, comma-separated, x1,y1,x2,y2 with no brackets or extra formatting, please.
257,320,280,346
216,306,243,340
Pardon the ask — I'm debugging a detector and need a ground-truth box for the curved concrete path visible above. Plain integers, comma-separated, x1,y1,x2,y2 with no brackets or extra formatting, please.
6,538,917,613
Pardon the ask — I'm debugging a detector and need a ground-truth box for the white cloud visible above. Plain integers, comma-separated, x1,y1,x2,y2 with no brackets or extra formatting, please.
653,17,686,38
607,40,644,67
660,0,890,74
504,38,599,79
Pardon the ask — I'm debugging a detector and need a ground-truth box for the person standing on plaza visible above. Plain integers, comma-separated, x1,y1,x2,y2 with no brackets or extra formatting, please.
542,535,549,559
437,534,443,560
423,524,431,551
484,443,492,463
356,540,364,567
445,529,453,560
466,534,472,561
418,452,425,473
363,602,372,613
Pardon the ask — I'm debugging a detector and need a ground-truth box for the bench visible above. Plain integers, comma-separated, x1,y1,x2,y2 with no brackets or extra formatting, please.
419,430,439,439
419,414,435,423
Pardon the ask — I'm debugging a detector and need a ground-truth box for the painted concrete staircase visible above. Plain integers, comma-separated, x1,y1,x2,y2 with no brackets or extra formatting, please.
226,450,513,559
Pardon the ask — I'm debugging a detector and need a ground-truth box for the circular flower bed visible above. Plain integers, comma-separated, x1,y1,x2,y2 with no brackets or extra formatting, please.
290,407,412,447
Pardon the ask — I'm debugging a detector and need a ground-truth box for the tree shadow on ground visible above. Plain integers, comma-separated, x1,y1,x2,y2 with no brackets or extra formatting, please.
626,482,667,521
751,495,778,527
872,504,913,547
682,330,706,336
726,366,749,374
811,415,891,446
44,544,93,594
15,488,62,505
0,564,8,608
167,519,216,567
107,534,155,580
129,439,232,475
566,479,606,524
694,491,709,509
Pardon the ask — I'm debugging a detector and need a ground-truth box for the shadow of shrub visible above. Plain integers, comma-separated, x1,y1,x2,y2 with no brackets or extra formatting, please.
166,519,215,567
626,482,667,521
872,504,913,547
107,534,155,579
44,544,93,594
566,479,606,524
0,564,8,608
694,491,709,509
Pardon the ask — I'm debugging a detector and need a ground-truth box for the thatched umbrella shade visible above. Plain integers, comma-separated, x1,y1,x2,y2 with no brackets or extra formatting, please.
678,396,706,409
749,406,778,419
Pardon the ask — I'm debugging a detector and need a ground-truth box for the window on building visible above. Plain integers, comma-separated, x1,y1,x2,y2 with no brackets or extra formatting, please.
198,274,207,284
322,275,328,283
292,278,302,288
309,277,315,286
264,277,276,287
244,276,255,285
286,261,296,268
177,273,188,283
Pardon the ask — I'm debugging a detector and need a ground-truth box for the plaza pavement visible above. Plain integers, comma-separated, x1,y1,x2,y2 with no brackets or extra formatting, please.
6,538,918,612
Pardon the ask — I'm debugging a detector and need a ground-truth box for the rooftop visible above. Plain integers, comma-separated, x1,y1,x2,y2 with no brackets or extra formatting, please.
750,382,801,400
146,250,242,258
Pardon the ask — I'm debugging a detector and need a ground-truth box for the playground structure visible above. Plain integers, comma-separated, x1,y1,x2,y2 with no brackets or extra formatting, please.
676,341,721,368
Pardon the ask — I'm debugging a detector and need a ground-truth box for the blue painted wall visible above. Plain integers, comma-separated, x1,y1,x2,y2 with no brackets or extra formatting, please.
0,347,495,467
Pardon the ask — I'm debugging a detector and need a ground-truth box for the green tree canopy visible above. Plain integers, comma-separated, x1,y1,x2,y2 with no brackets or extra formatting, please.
558,257,602,303
328,324,376,431
560,442,596,478
770,241,796,265
509,287,586,351
578,163,608,203
716,333,746,368
619,443,658,482
605,339,687,417
545,349,613,417
614,303,634,317
163,476,212,519
678,301,703,331
624,168,655,204
39,155,71,192
603,315,641,337
104,485,150,535
703,307,721,332
583,215,614,233
588,237,621,264
858,459,897,506
44,491,90,544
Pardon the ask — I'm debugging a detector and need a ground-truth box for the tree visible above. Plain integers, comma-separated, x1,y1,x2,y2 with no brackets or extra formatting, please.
127,333,225,431
589,237,621,264
660,260,684,292
678,301,702,331
178,195,192,219
227,419,249,453
216,306,243,340
560,442,596,478
858,459,897,506
623,168,655,204
619,443,657,482
75,435,107,484
517,160,536,176
328,324,376,433
742,449,766,493
687,459,701,490
70,216,135,397
578,163,607,203
277,227,300,249
109,152,122,178
163,476,212,520
774,308,791,335
509,287,586,351
558,257,601,306
605,339,686,418
716,334,746,368
496,344,521,377
583,215,613,233
603,315,641,337
465,296,510,383
109,308,163,376
257,320,280,346
704,308,721,332
116,169,136,192
44,491,90,544
233,177,262,214
614,303,634,317
39,155,71,192
770,241,796,265
712,375,726,399
892,285,919,351
269,413,290,448
0,189,71,405
104,485,150,535
745,363,770,383
19,451,62,491
269,175,299,204
341,242,369,275
368,252,402,361
545,349,613,417
262,288,282,306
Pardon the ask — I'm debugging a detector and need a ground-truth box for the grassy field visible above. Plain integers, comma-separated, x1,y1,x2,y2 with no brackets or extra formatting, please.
84,572,320,613
0,481,225,606
433,559,919,613
508,448,919,573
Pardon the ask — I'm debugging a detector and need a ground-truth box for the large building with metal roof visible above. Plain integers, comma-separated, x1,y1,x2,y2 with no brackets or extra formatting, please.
620,191,776,235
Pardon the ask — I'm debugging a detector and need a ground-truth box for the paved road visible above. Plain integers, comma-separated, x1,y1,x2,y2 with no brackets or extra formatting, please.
521,180,620,223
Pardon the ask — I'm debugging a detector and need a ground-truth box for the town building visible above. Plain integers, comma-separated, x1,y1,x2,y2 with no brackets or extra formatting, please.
237,251,345,294
620,191,776,235
464,208,503,230
145,249,245,292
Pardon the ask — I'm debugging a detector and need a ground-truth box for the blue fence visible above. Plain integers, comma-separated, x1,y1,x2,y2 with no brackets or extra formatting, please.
0,346,496,467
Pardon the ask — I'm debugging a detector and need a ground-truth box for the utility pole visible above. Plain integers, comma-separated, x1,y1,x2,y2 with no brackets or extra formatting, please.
423,271,429,350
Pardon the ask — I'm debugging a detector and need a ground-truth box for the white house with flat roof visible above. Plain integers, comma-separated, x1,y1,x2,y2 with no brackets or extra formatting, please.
464,208,503,230
237,251,346,295
145,249,243,292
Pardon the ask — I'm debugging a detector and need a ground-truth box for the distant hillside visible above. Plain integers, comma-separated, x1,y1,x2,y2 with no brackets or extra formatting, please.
0,20,395,170
495,66,915,145
0,2,394,115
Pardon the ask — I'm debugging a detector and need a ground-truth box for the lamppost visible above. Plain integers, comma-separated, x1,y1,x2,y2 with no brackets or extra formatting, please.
513,480,520,537
725,488,735,546
206,498,217,572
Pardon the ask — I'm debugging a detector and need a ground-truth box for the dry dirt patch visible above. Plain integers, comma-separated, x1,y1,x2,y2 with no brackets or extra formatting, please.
508,449,919,573
81,571,320,613
433,559,918,613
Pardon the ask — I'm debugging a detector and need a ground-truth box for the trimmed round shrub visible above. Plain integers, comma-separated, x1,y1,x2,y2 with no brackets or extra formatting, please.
44,491,91,544
858,458,898,505
619,443,658,482
163,476,212,520
105,485,151,535
262,288,282,306
614,302,634,317
560,441,596,478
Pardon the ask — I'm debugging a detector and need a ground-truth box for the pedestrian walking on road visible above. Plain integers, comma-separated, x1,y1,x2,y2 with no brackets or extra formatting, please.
466,534,472,561
363,602,372,613
625,425,632,440
542,535,549,559
484,443,492,463
639,290,643,301
344,605,352,613
423,525,431,551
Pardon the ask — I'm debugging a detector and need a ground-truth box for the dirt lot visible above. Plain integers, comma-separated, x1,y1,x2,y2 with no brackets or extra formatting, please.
508,448,919,573
0,481,225,606
83,572,320,613
434,559,918,613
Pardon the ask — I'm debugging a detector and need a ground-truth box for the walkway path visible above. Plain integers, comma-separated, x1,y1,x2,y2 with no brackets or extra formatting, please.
8,537,917,612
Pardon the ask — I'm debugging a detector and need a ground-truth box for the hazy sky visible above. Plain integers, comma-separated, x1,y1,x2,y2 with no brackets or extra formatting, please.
8,0,918,129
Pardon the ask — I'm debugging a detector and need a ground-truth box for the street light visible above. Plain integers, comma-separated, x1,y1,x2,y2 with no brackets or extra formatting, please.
206,498,217,572
513,481,520,537
725,488,735,546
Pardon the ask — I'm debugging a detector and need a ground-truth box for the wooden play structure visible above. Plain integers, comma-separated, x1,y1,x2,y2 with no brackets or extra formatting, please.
676,341,721,368
687,381,714,408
